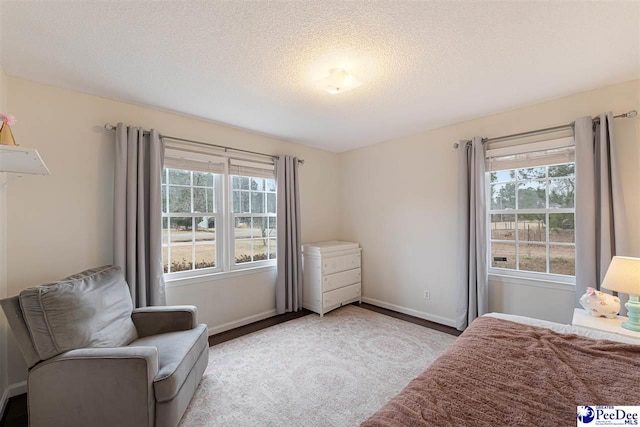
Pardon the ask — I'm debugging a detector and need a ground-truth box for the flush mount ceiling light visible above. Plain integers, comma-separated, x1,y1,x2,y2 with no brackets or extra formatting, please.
318,68,363,94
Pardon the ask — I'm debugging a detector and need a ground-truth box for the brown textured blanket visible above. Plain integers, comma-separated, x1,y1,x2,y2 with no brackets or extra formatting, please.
361,317,640,427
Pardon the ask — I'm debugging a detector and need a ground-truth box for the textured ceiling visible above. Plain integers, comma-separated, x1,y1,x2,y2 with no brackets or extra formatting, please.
1,1,639,152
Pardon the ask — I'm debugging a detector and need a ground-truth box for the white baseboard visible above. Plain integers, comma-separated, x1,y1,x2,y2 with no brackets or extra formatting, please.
7,380,27,398
0,380,27,418
362,297,456,328
207,309,277,336
0,389,7,420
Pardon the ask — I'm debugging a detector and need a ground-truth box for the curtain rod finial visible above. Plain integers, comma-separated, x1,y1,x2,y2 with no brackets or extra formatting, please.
104,123,115,131
627,110,638,119
453,143,459,149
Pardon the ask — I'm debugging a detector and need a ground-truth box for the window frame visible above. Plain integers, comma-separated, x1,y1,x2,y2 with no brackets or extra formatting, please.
228,174,278,271
486,140,576,284
162,155,277,280
162,168,224,278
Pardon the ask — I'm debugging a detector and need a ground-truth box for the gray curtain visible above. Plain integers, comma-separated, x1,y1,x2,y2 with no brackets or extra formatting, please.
456,137,488,331
574,113,626,311
276,155,302,314
114,123,166,307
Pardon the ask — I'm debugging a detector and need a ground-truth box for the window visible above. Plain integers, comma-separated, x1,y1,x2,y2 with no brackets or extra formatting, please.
162,168,221,273
487,137,575,280
231,175,277,265
161,150,276,276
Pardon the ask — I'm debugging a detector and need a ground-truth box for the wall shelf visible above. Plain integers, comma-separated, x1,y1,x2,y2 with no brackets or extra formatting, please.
0,145,50,175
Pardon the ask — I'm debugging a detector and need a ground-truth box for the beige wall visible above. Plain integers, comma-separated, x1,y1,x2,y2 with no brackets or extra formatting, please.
0,1,7,405
0,64,9,404
4,76,342,384
340,79,640,326
3,75,639,388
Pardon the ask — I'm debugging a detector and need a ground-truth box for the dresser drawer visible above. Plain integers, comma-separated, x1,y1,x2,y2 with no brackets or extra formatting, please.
322,268,361,292
321,253,361,275
323,283,361,309
343,253,361,270
321,256,344,275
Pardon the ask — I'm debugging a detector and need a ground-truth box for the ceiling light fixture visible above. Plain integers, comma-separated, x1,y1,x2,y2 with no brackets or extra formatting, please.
318,68,363,94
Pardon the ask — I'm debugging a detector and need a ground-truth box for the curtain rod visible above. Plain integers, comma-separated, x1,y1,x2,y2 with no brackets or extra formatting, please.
452,110,637,148
103,124,305,164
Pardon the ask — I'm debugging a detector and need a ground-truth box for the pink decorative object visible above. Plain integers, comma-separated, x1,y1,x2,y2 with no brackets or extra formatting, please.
0,113,16,125
579,287,620,318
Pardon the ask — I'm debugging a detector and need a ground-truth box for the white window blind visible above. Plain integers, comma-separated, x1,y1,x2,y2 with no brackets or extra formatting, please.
229,158,275,179
486,137,575,171
164,148,225,173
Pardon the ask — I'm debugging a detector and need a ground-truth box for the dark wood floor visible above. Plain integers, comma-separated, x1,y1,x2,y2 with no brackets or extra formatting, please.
0,302,459,426
359,303,461,336
208,308,313,346
0,394,27,427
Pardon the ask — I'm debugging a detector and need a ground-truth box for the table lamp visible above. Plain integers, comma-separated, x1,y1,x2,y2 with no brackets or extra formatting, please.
601,256,640,332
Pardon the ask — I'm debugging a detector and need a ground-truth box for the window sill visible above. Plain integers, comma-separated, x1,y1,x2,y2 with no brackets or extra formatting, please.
488,272,575,292
165,264,277,288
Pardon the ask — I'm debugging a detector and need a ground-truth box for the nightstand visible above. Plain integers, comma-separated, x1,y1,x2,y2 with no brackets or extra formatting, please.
572,308,640,340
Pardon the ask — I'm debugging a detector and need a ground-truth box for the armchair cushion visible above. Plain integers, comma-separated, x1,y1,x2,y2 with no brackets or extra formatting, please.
128,323,208,402
19,265,139,360
132,306,198,337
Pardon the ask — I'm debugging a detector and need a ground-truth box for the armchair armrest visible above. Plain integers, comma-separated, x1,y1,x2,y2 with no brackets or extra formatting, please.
28,347,159,427
132,305,198,337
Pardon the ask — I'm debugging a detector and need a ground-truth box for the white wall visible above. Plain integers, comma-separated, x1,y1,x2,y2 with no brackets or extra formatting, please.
340,79,640,326
4,76,341,385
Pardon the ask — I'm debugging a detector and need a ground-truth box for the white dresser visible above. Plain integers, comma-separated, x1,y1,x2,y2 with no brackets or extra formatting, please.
302,241,361,316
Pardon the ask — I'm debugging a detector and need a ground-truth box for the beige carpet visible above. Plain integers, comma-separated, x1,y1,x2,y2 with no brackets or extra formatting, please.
180,305,457,427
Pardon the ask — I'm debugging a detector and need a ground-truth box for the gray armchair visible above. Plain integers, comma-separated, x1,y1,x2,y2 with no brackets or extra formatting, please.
0,265,208,427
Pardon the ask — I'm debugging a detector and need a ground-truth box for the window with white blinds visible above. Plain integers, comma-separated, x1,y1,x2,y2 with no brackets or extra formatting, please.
162,149,277,277
486,137,575,171
164,149,225,173
228,158,275,179
486,136,576,281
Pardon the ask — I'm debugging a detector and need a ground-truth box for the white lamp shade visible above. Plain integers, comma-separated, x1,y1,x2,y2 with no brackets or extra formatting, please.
601,256,640,295
317,68,363,94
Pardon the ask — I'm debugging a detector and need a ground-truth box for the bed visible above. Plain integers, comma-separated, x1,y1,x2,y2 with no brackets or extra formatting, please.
361,313,640,427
